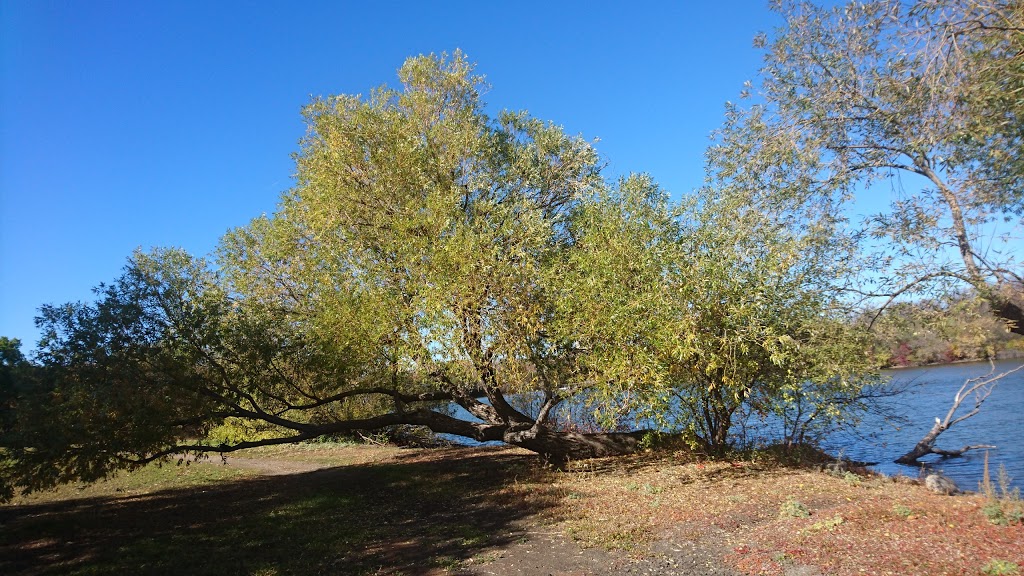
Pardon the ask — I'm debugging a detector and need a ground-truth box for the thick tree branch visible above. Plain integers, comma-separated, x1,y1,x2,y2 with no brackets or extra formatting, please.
275,386,468,413
863,271,971,329
896,362,1024,464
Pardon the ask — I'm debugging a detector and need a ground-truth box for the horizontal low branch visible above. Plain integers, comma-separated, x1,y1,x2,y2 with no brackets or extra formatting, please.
930,444,995,458
133,408,508,465
278,386,479,412
130,404,659,466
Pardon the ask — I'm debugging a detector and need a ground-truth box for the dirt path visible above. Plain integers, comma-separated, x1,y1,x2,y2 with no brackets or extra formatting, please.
464,529,740,576
5,445,1019,576
193,453,330,476
171,449,740,576
216,452,738,575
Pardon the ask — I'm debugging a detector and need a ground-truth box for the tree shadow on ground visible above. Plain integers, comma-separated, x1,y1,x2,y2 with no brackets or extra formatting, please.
0,448,559,576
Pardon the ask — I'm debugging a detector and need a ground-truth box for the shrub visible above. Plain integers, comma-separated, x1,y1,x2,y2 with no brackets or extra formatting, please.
979,456,1023,526
981,559,1020,576
779,498,811,518
892,504,913,518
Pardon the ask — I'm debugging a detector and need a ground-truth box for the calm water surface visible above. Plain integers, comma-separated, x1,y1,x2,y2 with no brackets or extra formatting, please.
444,359,1024,492
824,359,1024,491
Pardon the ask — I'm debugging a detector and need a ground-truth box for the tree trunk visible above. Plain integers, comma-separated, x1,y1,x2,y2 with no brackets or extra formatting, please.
895,418,993,464
503,425,650,464
919,163,1024,336
894,364,1021,464
322,405,652,463
994,295,1024,337
895,419,946,464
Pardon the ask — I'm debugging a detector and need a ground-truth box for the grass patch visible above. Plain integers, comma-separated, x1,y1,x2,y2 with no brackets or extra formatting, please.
779,498,811,519
4,443,1024,576
1,446,554,576
6,459,255,504
983,559,1021,576
219,441,404,467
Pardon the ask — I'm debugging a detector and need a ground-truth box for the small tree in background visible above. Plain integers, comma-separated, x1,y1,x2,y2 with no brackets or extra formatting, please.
710,0,1024,333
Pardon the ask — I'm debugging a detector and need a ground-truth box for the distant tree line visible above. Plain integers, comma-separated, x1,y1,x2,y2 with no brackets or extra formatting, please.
867,290,1024,368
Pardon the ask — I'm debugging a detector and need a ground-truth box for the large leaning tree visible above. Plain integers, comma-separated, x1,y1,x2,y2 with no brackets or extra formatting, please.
710,0,1024,333
214,53,646,461
2,53,654,496
1,53,882,498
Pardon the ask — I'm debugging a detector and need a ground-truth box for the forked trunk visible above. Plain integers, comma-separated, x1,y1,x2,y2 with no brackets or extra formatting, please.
994,296,1024,337
894,364,1022,464
503,425,650,464
895,420,945,464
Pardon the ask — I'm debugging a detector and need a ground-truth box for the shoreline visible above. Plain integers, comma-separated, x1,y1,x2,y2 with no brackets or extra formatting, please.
882,353,1024,370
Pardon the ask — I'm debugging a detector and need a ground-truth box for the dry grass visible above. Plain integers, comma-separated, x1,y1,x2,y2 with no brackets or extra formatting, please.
550,450,1024,575
1,445,559,576
4,444,1022,575
4,459,258,506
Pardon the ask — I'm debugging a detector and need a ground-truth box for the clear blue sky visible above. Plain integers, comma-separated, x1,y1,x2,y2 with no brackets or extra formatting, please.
1,1,775,351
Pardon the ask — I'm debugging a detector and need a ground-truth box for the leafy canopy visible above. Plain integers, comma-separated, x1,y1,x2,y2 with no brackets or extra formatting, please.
3,51,882,495
710,0,1024,328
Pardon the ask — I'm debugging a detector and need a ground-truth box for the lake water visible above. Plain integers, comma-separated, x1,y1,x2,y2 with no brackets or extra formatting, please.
443,359,1024,492
822,359,1024,492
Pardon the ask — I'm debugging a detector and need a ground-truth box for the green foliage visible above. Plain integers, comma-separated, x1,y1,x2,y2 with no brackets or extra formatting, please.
892,504,913,518
545,175,686,428
867,291,1021,367
4,50,897,497
841,471,861,486
0,336,26,435
551,170,880,450
219,50,603,405
0,336,28,421
712,0,1024,330
206,418,291,446
3,52,615,494
5,249,231,492
982,560,1021,576
805,514,844,532
980,463,1024,526
779,498,811,518
0,336,26,366
0,336,29,501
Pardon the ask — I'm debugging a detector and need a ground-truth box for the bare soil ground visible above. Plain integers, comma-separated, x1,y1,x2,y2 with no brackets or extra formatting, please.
1,444,1021,576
